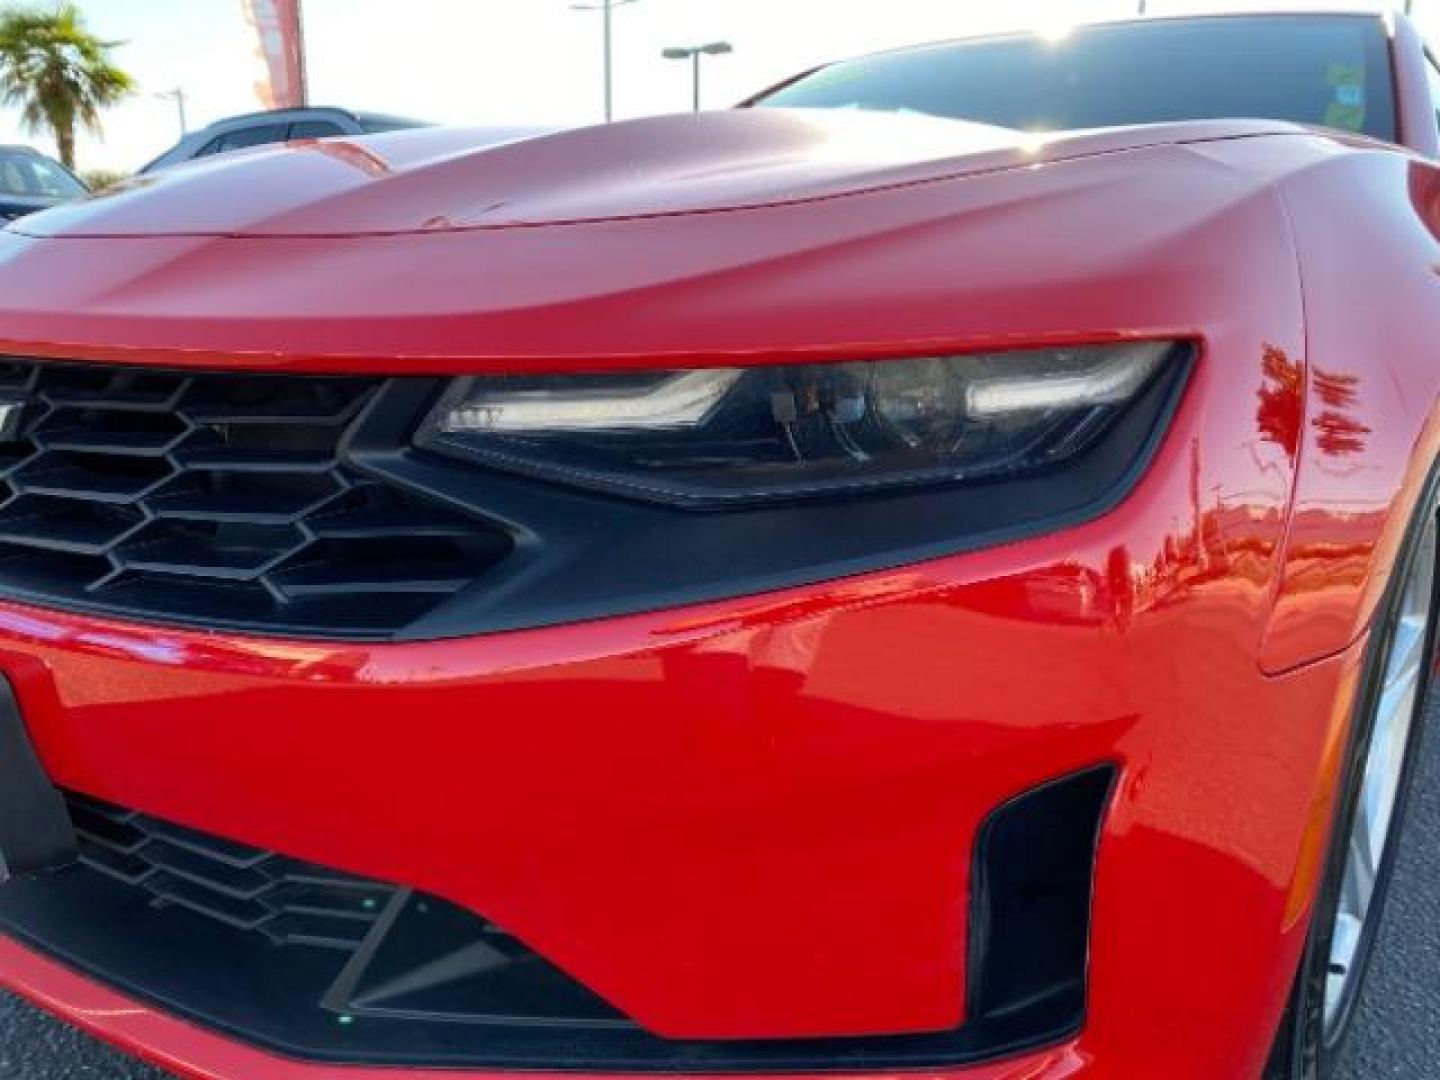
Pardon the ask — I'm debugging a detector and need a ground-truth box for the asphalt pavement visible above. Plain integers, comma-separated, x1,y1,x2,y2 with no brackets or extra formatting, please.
3,699,1439,1079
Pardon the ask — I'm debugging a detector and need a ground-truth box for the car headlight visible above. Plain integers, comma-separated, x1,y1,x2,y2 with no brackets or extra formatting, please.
418,341,1178,507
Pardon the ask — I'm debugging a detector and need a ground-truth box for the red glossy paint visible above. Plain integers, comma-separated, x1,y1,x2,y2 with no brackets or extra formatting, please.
19,114,1303,239
0,10,1438,1080
0,115,1315,374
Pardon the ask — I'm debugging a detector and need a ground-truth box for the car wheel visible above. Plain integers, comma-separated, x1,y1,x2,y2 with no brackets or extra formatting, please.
1269,474,1439,1079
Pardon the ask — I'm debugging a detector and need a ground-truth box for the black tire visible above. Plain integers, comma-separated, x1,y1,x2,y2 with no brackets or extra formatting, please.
1268,479,1440,1079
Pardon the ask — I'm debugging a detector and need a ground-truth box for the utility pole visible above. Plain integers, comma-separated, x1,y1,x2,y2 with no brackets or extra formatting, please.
662,42,733,112
570,0,638,123
155,88,188,135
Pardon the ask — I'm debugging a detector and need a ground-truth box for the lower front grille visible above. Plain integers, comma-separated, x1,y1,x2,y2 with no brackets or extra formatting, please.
0,359,510,637
26,791,639,1063
0,780,1109,1071
68,793,396,951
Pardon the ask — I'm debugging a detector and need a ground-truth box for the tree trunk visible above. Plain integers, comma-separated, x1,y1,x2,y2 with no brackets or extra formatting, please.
55,125,75,170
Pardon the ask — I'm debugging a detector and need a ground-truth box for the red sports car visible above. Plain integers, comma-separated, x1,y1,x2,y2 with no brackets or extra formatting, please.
0,10,1435,1080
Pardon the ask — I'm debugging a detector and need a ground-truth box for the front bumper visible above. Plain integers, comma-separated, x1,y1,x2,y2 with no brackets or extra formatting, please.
0,474,1360,1078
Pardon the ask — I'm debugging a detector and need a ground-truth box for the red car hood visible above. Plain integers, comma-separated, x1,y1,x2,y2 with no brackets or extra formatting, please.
17,110,1301,239
0,109,1321,371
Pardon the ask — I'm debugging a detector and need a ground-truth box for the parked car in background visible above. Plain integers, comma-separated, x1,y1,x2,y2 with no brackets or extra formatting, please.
0,145,86,221
138,106,430,173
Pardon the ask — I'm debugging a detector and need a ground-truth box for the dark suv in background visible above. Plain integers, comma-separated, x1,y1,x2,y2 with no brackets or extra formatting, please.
139,106,429,173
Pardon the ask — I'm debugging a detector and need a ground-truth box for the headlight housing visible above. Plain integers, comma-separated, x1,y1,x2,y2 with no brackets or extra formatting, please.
419,341,1177,507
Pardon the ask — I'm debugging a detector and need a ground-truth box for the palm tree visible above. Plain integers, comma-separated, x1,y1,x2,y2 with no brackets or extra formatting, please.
0,4,132,170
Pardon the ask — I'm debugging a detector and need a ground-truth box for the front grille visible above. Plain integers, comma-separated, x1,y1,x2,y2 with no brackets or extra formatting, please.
0,791,644,1065
61,793,624,1033
67,792,397,951
0,359,510,636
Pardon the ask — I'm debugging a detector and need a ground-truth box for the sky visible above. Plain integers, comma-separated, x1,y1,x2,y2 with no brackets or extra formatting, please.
1,0,1437,174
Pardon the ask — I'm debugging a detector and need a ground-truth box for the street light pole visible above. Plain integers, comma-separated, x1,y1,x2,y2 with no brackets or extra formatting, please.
661,42,734,112
155,88,188,135
571,0,638,123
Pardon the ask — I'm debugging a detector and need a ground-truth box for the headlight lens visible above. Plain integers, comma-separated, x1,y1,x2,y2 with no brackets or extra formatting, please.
420,341,1176,506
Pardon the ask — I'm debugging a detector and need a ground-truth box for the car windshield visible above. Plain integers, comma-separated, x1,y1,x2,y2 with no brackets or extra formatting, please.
756,15,1396,143
0,149,85,198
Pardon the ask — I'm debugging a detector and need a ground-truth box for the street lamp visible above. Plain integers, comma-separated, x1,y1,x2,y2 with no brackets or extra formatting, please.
662,41,733,112
571,0,639,123
154,88,188,136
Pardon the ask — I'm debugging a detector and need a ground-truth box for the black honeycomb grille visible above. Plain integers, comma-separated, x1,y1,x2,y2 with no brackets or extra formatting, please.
0,359,510,637
66,791,397,951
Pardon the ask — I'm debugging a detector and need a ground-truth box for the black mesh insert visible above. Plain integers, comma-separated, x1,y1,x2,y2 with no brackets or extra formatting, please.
0,360,510,636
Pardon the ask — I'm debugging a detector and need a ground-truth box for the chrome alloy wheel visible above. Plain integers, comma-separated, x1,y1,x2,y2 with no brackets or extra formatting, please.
1323,508,1436,1036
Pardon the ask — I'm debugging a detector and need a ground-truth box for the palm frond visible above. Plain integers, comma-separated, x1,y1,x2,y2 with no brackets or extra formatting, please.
0,2,133,165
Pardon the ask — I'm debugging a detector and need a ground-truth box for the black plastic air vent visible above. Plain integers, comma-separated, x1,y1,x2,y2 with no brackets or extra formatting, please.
968,765,1115,1029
